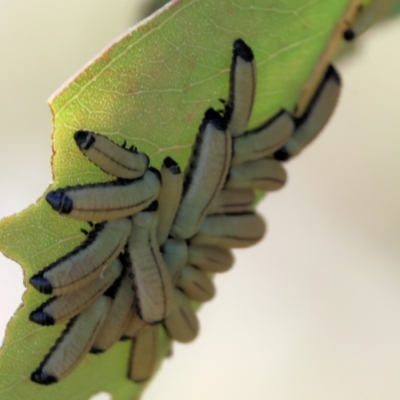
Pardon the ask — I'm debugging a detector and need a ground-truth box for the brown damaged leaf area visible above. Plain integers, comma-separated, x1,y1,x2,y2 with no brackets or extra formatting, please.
0,1,359,399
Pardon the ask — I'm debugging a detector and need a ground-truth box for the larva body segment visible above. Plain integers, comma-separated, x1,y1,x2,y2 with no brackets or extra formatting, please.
274,65,341,161
188,244,234,273
207,188,255,214
191,212,266,248
163,289,199,343
171,108,232,240
226,158,287,192
127,201,175,325
129,325,159,383
45,168,161,221
29,219,131,296
162,238,189,284
177,265,215,302
156,157,183,246
91,273,135,353
231,110,294,165
30,296,112,385
224,39,256,137
74,130,149,179
29,257,123,326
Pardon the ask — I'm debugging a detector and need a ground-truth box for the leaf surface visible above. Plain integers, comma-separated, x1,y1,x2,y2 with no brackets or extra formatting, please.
0,1,358,399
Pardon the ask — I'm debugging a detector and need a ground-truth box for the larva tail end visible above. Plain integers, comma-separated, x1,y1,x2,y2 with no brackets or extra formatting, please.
29,310,55,326
31,369,58,385
29,275,53,295
274,148,291,162
233,38,254,62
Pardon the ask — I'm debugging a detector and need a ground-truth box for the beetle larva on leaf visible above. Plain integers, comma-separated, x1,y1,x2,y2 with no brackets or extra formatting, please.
177,265,215,303
191,212,266,248
231,110,294,165
30,296,112,385
45,167,161,221
127,201,175,325
163,289,199,343
129,325,159,383
91,272,135,353
29,218,130,296
224,38,256,137
207,188,255,214
156,157,183,246
187,244,234,273
274,65,341,161
29,257,123,326
74,130,149,179
226,158,287,192
171,108,232,239
162,238,189,284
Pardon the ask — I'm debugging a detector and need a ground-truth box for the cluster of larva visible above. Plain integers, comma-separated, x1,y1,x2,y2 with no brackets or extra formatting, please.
27,38,341,386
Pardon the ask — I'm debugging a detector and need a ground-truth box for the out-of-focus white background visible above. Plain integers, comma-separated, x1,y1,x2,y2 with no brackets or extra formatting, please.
0,2,400,399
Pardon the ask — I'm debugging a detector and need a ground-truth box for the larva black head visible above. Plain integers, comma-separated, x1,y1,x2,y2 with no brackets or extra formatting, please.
273,147,291,162
202,108,227,132
233,39,254,62
163,157,181,175
90,347,105,354
31,369,58,385
149,167,162,182
143,200,158,212
46,189,73,215
29,309,55,326
74,130,95,150
29,274,53,295
326,64,341,86
343,29,355,41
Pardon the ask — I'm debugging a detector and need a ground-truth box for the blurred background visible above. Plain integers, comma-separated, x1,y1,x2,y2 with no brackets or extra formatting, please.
0,1,400,399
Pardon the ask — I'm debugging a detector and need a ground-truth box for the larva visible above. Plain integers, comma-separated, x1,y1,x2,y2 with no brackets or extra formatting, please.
207,188,255,214
224,38,256,137
74,130,149,179
274,65,341,161
163,289,199,343
226,158,287,192
129,325,159,383
91,272,135,353
191,212,266,248
187,244,234,273
29,257,123,326
231,110,294,165
171,108,232,239
156,157,183,246
127,201,175,324
162,238,189,284
29,218,130,296
30,296,111,385
177,265,215,303
45,168,161,221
